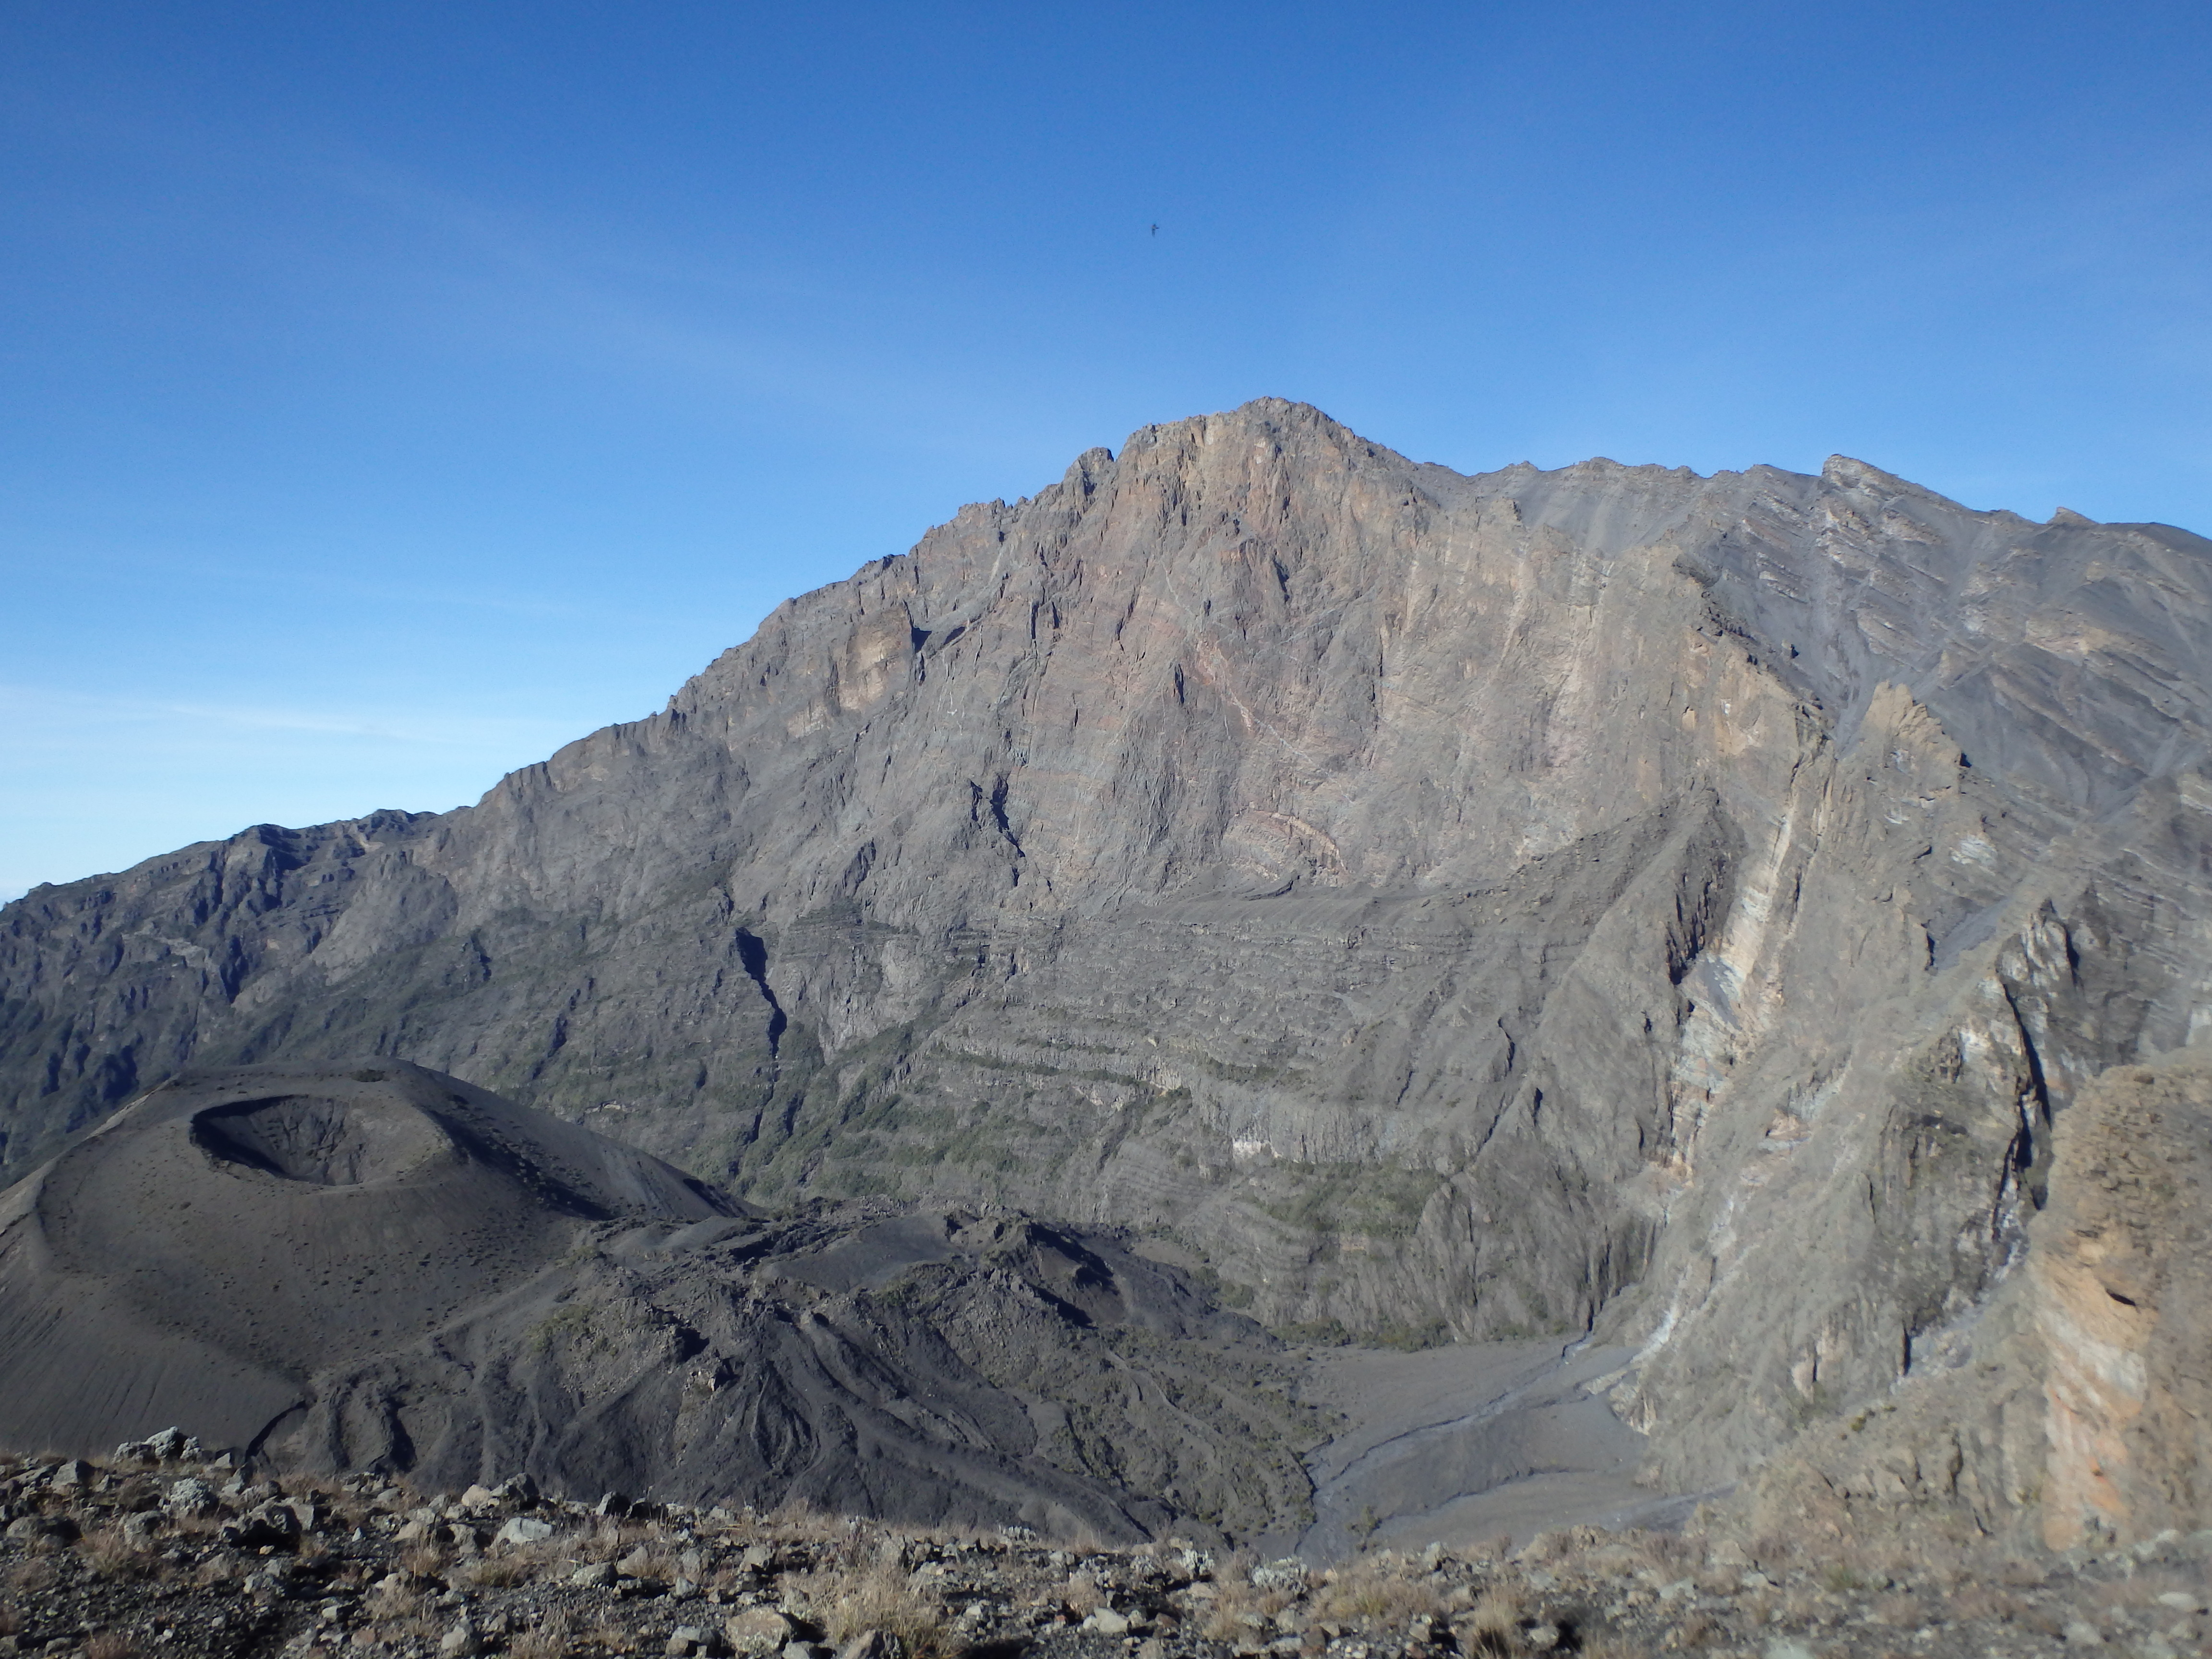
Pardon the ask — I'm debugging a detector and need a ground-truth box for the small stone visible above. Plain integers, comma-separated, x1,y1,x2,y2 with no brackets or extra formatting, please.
781,1644,830,1659
1250,1559,1307,1593
724,1609,796,1652
2064,1621,2106,1647
2156,1592,2202,1612
619,1547,658,1578
572,1563,619,1588
1085,1610,1132,1637
495,1516,555,1546
837,1635,901,1659
669,1628,706,1657
741,1543,775,1571
457,1485,500,1514
439,1623,480,1658
222,1503,304,1550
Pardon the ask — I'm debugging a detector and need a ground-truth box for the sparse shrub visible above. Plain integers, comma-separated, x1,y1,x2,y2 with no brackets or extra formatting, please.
84,1633,136,1659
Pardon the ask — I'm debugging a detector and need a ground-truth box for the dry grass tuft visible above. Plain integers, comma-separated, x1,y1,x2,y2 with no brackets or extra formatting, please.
368,1581,430,1623
1459,1587,1523,1656
192,1555,238,1588
1313,1560,1446,1626
1059,1571,1105,1613
77,1524,154,1582
508,1611,574,1659
1869,1591,1924,1627
84,1632,137,1659
794,1562,953,1658
462,1553,542,1588
583,1619,634,1654
1948,1583,2022,1623
1195,1570,1296,1642
1996,1558,2047,1589
1662,1611,1717,1649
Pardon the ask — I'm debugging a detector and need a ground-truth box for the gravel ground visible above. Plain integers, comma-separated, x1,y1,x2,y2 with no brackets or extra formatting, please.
1,1447,2206,1659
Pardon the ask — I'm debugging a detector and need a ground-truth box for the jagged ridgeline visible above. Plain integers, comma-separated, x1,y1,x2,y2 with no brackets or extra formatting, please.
7,398,2212,1491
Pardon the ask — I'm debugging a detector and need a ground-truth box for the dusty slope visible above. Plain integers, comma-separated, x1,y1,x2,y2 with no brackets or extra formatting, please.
6,399,2212,1496
0,1064,1314,1540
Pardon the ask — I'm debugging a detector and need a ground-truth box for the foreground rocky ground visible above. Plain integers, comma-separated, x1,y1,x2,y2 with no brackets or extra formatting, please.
2,1446,2208,1659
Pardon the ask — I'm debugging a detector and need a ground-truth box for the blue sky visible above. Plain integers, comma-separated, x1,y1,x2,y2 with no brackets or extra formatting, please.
4,1,2209,899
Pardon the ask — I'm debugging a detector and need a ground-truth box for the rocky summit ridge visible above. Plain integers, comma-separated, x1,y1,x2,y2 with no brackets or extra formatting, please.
6,398,2212,1551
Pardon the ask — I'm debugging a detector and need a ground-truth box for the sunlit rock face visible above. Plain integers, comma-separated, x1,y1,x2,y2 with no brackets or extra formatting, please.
2030,1054,2212,1550
7,398,2212,1491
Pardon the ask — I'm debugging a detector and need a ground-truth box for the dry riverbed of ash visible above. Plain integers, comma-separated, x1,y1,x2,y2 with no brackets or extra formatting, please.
3,1446,2210,1659
1291,1342,1712,1562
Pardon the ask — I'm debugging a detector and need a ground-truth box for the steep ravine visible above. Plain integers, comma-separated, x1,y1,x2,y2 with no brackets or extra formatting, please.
6,399,2212,1500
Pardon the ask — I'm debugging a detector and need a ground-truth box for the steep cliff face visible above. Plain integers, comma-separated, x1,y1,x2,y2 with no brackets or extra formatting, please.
1735,1049,2212,1550
6,399,2212,1489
